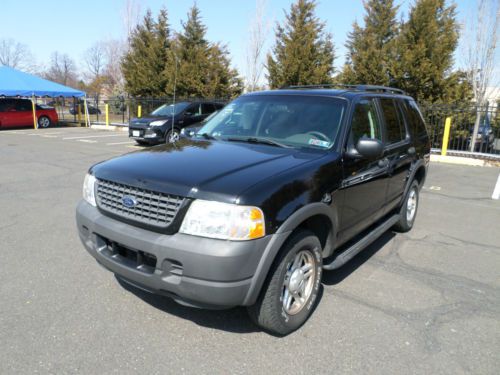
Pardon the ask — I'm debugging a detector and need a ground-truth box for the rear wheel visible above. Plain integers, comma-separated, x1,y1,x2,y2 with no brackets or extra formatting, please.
393,180,419,232
247,230,322,335
38,116,51,128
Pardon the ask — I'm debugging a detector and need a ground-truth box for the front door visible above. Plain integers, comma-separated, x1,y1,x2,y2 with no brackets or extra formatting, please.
338,97,389,244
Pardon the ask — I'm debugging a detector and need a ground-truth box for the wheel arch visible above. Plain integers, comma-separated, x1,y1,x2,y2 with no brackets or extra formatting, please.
243,203,337,306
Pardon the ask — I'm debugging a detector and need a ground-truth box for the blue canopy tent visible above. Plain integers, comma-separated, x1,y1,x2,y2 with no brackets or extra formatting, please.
0,66,87,128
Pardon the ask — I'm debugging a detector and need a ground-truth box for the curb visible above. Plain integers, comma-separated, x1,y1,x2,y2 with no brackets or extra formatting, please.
430,154,500,167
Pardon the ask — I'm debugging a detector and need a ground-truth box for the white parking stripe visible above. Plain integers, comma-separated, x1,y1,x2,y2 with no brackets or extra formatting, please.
77,139,98,143
492,173,500,200
63,134,125,140
106,141,135,145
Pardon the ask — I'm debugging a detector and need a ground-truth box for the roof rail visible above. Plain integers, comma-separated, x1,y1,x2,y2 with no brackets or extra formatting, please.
281,84,406,95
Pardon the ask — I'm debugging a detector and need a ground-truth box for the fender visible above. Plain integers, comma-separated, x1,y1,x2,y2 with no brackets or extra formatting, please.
400,159,426,206
242,202,338,305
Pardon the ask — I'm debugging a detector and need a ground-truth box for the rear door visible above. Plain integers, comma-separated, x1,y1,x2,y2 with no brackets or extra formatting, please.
378,98,413,213
14,99,34,127
339,97,390,243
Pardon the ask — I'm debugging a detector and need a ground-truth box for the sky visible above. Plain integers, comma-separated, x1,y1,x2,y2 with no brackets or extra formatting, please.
0,0,485,82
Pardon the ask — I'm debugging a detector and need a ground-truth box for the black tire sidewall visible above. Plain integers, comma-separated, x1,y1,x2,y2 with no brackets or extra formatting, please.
38,116,51,128
272,233,323,332
165,128,180,143
401,181,419,230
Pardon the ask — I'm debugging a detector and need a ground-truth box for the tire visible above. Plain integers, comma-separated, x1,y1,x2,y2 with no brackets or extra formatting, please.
38,116,51,128
393,180,419,232
165,128,180,143
247,230,323,335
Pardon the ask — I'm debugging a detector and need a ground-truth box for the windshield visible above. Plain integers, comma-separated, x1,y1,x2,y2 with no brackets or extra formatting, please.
197,95,346,149
151,102,190,116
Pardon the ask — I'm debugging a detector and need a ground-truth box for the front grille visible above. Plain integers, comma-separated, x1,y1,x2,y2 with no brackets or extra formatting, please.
96,179,184,229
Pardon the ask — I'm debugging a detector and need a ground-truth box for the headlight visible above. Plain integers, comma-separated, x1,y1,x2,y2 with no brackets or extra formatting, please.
83,173,97,207
179,200,265,240
150,120,167,126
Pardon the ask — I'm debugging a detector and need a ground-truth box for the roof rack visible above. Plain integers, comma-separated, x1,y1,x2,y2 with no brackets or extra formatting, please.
281,84,406,95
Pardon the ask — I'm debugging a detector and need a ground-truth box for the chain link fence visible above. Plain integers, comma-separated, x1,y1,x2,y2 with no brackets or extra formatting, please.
50,96,500,158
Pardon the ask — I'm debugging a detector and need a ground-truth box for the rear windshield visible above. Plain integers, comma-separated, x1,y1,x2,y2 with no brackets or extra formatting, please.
198,95,347,150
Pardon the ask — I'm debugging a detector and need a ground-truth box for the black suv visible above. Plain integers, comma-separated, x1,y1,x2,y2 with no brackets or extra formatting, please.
77,85,430,335
128,100,224,145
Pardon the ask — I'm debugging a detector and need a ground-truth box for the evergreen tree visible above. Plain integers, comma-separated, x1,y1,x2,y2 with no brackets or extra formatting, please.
266,0,335,88
121,9,170,97
342,0,399,86
166,5,242,98
391,0,459,103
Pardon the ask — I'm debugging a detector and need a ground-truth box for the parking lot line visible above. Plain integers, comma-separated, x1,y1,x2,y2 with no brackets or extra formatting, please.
106,141,135,145
77,139,98,143
63,134,125,140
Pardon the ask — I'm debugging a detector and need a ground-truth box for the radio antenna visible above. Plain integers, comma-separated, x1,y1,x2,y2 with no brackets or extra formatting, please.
170,52,178,143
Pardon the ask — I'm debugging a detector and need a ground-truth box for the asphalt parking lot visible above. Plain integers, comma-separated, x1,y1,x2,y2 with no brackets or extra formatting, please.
1,126,499,374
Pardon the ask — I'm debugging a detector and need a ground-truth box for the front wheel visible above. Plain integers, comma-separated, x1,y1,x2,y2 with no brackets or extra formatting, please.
165,128,180,143
247,230,323,335
393,180,419,232
38,116,51,128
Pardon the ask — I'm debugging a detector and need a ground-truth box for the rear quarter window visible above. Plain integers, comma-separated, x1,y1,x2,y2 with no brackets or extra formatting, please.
403,100,428,138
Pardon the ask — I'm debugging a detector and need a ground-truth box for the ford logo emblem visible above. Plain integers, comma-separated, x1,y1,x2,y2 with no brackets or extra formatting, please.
122,195,137,208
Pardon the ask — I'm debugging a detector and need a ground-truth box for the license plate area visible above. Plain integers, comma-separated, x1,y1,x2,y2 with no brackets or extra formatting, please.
97,235,157,274
132,130,140,137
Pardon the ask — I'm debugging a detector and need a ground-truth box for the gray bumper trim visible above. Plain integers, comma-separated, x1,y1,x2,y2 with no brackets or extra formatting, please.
76,200,273,307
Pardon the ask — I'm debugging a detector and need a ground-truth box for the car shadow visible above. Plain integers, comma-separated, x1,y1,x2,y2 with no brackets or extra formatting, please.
321,231,396,286
115,276,259,334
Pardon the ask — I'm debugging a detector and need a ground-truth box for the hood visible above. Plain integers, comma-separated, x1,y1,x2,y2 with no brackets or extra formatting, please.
129,116,170,126
91,138,328,203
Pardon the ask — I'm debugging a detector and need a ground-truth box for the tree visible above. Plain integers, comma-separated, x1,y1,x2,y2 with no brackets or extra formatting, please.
166,5,242,98
266,0,335,88
391,0,459,103
0,38,35,72
342,0,399,86
44,52,78,87
121,8,170,97
245,0,270,91
461,0,499,151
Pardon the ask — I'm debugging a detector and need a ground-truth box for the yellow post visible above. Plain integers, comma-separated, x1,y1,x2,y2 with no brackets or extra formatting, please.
138,105,142,118
105,104,109,126
77,104,82,124
31,95,37,129
83,97,89,127
441,117,452,156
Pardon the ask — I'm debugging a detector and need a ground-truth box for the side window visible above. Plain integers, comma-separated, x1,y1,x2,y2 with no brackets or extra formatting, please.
380,98,405,144
350,99,381,145
403,100,428,137
186,103,201,116
16,100,32,112
0,101,6,112
201,103,215,114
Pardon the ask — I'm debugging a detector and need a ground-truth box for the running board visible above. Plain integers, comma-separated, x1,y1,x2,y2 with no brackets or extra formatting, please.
323,215,399,270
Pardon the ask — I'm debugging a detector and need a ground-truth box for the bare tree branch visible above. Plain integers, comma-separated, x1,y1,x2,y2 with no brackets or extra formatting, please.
461,0,499,151
0,38,35,72
245,0,270,91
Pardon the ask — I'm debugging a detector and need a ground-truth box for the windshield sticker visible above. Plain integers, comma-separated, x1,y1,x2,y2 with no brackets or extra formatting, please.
308,139,331,148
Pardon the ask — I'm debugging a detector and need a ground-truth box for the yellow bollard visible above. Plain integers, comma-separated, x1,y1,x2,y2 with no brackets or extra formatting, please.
105,104,109,126
77,104,82,125
441,117,452,156
138,105,142,118
31,96,37,129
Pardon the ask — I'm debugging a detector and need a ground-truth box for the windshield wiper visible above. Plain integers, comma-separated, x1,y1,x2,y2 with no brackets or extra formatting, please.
196,132,216,140
226,136,291,148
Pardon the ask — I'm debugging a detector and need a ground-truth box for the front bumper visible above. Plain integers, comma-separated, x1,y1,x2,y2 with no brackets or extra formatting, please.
128,126,163,142
76,200,272,308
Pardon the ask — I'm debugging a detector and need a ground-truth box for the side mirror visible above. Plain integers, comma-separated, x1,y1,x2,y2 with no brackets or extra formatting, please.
347,137,384,159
